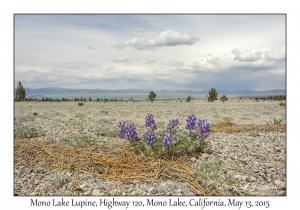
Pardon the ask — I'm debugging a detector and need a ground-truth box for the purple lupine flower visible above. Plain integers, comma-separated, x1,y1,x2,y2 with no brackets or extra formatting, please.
197,118,210,138
166,122,174,129
144,130,157,145
171,118,179,127
185,114,197,130
118,121,126,139
145,114,157,130
124,122,138,140
166,118,179,129
162,133,178,147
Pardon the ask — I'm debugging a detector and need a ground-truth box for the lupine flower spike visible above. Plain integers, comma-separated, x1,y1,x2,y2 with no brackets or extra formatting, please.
197,118,210,138
144,130,157,145
185,114,197,131
145,114,157,130
162,133,178,147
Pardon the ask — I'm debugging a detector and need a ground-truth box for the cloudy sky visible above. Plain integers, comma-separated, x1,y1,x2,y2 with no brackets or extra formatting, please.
14,14,286,91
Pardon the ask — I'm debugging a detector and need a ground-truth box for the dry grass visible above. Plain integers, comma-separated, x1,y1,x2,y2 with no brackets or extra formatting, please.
211,122,286,133
14,138,209,195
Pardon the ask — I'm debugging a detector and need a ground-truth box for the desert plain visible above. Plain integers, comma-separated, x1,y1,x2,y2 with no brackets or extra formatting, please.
14,98,286,196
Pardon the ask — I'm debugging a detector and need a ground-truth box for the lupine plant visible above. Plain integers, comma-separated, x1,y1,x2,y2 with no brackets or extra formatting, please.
100,110,108,114
117,113,211,158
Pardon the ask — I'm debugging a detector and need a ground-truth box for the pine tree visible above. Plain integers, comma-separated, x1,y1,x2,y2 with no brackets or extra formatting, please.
220,95,228,103
148,91,156,103
207,87,218,102
15,81,26,101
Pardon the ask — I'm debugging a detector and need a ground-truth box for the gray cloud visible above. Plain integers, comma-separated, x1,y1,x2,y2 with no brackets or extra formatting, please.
112,30,199,50
52,62,99,70
106,67,115,71
131,27,147,33
146,57,156,64
87,45,94,49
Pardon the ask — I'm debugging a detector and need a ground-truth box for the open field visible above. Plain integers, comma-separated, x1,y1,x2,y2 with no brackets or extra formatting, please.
14,99,286,196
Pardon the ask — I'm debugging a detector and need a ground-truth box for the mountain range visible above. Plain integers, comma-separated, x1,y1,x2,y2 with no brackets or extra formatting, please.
24,87,286,96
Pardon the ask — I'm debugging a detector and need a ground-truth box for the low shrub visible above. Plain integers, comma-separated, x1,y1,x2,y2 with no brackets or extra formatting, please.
265,117,285,125
14,125,45,138
279,101,286,106
78,102,84,106
60,134,96,147
195,159,234,193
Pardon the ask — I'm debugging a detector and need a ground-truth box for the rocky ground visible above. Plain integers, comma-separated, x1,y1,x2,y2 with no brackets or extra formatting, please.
14,99,286,196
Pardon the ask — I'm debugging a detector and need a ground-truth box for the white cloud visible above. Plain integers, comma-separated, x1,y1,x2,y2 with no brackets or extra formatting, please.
112,30,199,50
113,57,131,63
232,49,262,62
264,47,285,60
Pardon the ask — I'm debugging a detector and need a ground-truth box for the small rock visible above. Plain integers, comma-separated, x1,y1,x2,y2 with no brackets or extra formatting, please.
250,176,257,182
274,180,285,190
74,188,83,192
201,154,209,160
92,189,101,196
115,180,122,186
176,188,182,193
234,175,243,180
275,147,281,152
190,157,197,162
29,191,38,196
79,184,86,189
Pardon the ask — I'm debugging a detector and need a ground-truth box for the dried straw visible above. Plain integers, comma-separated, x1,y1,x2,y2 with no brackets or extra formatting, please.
14,138,209,195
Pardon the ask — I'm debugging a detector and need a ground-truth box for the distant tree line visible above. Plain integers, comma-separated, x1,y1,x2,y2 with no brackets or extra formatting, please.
252,95,286,101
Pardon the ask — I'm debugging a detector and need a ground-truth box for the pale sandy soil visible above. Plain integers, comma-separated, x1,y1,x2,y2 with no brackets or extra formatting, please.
14,99,286,196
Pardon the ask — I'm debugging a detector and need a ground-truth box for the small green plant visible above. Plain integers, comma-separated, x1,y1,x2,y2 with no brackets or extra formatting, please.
265,117,285,125
89,120,119,137
78,102,84,106
248,129,260,137
48,173,67,188
195,159,234,193
60,134,96,147
222,117,233,123
14,125,45,138
17,115,35,122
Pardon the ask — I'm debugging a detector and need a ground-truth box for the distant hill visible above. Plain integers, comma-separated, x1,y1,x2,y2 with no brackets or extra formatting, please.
24,87,286,96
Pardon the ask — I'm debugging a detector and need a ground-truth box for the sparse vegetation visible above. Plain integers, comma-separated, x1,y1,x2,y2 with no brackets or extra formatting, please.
196,159,234,193
14,125,45,138
60,134,96,147
265,117,285,125
78,102,84,106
